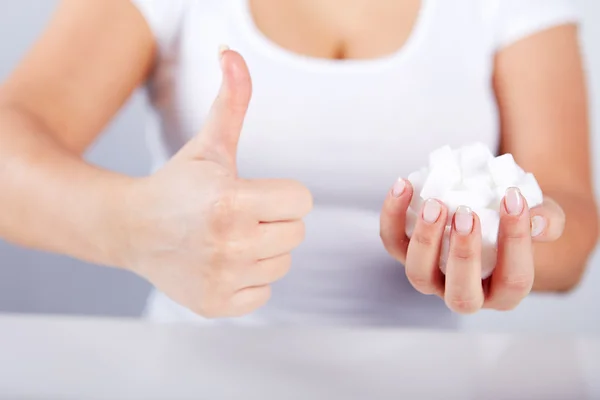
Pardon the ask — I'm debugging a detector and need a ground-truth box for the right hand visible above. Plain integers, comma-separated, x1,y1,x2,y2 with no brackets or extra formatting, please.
121,49,313,318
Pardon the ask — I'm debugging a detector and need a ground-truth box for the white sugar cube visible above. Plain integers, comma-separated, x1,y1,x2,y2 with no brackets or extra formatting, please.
442,189,493,225
420,167,461,200
488,154,523,188
491,186,509,210
429,145,459,171
407,168,428,210
462,174,493,191
478,208,500,245
405,207,418,238
459,142,494,175
405,143,544,281
519,173,544,208
491,173,543,210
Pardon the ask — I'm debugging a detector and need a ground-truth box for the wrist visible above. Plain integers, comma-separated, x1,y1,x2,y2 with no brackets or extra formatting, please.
87,171,140,270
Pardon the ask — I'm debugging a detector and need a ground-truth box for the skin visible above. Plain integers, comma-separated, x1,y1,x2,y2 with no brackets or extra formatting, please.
380,23,599,313
0,0,598,318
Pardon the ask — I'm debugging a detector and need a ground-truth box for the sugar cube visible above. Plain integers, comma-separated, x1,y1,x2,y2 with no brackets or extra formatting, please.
407,168,427,210
478,208,500,245
519,173,544,208
443,189,493,213
462,174,493,191
420,167,461,200
488,154,523,188
442,189,494,226
458,142,494,175
404,143,544,282
429,145,459,171
491,173,543,211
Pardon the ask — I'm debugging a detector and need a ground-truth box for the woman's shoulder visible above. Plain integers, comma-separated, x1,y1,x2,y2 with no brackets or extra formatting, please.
129,0,224,53
479,0,580,51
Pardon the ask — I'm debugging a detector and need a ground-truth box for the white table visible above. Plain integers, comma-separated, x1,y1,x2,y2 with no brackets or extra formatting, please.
0,314,599,400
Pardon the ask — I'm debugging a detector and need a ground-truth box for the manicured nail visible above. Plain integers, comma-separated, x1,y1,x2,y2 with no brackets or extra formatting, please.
454,206,473,235
392,178,406,198
422,199,442,224
218,44,230,60
505,187,524,216
531,215,546,237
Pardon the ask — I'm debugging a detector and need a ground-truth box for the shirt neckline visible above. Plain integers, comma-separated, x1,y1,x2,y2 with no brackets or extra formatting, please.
233,0,434,73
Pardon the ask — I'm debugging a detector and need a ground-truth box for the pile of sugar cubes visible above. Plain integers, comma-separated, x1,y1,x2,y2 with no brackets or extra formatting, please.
405,143,543,279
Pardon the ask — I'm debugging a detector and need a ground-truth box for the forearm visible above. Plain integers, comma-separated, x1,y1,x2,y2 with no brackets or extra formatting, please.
0,105,134,268
532,190,599,292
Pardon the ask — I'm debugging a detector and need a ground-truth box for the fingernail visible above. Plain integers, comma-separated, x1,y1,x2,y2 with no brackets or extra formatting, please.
218,44,229,60
454,206,473,235
422,199,442,224
531,215,546,237
392,178,406,198
505,187,524,216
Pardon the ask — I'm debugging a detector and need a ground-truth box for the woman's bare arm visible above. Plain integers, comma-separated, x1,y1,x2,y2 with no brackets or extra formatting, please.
0,0,155,266
494,24,599,292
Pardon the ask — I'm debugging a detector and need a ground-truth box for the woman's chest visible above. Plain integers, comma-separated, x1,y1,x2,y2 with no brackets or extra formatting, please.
149,0,500,210
246,0,423,61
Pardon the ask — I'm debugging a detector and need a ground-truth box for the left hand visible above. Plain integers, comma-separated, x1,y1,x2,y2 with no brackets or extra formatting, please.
380,178,566,314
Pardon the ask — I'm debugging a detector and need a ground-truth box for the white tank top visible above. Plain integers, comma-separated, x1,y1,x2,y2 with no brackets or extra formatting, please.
131,0,579,326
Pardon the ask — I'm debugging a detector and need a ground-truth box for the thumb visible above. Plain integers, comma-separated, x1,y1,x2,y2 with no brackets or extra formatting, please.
185,46,252,172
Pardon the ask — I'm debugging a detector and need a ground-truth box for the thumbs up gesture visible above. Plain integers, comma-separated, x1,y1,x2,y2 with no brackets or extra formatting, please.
123,49,313,318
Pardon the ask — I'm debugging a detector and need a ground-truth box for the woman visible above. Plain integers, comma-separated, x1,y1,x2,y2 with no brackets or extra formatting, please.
0,0,597,327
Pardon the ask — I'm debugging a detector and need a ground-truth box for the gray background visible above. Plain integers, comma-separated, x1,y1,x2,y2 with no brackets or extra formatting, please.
0,0,599,333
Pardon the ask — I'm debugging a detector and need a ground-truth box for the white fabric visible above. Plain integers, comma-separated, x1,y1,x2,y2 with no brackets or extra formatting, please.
129,0,579,326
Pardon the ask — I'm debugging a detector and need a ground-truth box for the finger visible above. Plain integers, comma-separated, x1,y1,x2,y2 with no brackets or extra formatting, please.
256,221,305,260
238,179,313,222
405,199,447,295
239,254,293,287
183,47,252,171
380,178,413,263
444,206,485,314
530,198,565,242
227,285,272,317
485,188,534,311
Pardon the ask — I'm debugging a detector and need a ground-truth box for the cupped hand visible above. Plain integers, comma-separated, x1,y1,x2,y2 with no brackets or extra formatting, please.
380,179,565,314
120,49,313,318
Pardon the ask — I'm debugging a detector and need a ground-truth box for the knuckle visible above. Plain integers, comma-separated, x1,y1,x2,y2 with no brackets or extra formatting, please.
288,181,314,215
192,295,227,319
210,240,246,265
267,255,293,282
210,186,242,230
446,295,482,315
405,268,437,295
230,287,272,317
255,287,273,309
299,187,314,215
498,273,534,293
278,254,293,274
448,246,477,261
500,226,531,243
412,232,436,247
222,238,251,261
294,221,307,244
213,268,238,290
